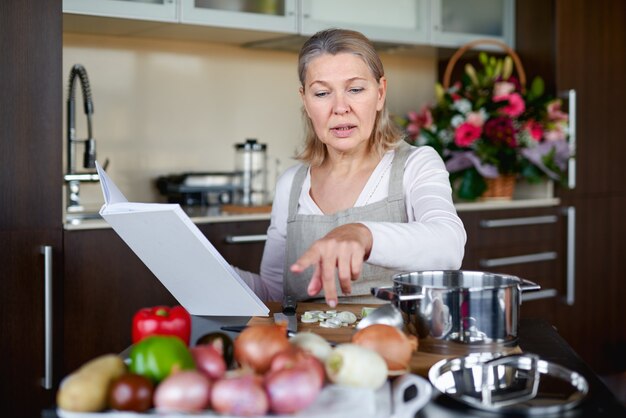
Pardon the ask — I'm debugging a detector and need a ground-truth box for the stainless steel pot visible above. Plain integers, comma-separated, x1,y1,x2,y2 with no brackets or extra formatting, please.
373,271,540,349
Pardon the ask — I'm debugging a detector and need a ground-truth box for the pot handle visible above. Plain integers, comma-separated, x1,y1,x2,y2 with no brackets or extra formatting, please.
371,286,424,302
520,279,541,292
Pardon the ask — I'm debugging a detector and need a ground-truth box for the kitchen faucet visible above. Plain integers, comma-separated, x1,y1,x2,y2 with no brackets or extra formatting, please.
64,64,101,212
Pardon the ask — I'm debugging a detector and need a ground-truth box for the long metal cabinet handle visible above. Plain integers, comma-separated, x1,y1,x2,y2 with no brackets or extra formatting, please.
480,215,558,228
565,206,576,305
479,251,557,268
560,89,577,189
41,245,53,390
224,234,268,244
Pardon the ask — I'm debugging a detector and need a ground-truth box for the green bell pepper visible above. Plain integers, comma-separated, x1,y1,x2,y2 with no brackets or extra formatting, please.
129,335,195,382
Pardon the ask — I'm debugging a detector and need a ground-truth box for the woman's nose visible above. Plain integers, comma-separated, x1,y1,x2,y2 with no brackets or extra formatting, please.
332,94,350,114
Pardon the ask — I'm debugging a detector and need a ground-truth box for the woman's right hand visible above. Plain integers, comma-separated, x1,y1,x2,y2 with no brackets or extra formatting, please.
289,223,373,307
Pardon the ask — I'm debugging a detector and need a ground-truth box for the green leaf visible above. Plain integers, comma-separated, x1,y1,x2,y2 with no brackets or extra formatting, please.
529,77,545,101
456,169,487,200
479,52,488,66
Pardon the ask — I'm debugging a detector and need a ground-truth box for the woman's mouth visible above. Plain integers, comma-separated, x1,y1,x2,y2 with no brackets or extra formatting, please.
331,124,356,138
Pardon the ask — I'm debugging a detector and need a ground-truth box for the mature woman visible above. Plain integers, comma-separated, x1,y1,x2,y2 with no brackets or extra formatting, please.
237,28,466,307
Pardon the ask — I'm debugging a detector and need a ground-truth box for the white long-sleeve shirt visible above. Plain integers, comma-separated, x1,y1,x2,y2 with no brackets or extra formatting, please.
235,145,466,302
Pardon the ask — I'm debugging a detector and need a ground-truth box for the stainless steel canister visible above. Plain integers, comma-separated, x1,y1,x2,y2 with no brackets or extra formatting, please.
373,271,540,350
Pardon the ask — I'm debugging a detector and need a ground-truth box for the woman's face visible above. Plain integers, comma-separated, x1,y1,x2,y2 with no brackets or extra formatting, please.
300,52,386,156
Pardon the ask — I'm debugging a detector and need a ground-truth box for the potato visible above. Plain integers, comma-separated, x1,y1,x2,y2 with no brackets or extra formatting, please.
57,354,126,412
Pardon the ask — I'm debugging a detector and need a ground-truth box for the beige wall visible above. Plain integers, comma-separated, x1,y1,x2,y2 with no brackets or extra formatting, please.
63,33,437,210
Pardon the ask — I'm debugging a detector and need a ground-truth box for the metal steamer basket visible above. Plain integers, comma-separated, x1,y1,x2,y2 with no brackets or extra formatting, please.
373,271,540,350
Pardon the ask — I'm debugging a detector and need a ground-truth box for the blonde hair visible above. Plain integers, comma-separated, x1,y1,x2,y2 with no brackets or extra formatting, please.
296,28,402,166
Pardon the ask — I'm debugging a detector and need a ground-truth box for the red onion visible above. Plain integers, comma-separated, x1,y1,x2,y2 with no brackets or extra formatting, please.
153,370,211,412
211,374,269,416
191,345,226,380
234,324,290,373
265,366,323,414
270,346,325,387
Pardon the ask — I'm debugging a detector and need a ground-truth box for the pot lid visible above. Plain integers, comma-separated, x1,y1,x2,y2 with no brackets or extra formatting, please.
428,352,588,414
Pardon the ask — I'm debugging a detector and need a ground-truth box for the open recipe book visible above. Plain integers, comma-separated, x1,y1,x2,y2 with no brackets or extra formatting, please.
95,162,269,317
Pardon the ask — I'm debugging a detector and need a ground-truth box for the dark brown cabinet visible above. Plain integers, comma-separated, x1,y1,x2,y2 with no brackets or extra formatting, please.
62,218,270,375
1,1,63,416
515,0,626,374
458,206,568,324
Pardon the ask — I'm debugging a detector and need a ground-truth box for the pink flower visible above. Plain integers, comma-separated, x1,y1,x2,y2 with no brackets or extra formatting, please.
493,93,526,117
524,120,543,141
405,106,433,139
454,122,482,147
547,100,568,122
466,111,485,127
493,81,515,97
544,125,567,142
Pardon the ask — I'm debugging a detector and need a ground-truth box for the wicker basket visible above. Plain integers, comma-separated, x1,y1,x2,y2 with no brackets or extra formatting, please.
480,175,516,201
443,38,527,91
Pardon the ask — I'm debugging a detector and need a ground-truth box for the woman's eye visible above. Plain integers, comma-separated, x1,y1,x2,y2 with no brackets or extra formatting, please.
349,87,364,94
314,91,328,98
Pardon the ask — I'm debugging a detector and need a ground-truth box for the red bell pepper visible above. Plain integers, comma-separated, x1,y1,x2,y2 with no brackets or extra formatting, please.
132,305,191,345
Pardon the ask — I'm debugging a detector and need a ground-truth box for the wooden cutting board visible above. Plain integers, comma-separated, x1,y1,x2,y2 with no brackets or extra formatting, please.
248,302,521,377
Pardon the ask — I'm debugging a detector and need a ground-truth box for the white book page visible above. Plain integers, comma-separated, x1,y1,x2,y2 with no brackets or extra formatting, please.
94,161,269,317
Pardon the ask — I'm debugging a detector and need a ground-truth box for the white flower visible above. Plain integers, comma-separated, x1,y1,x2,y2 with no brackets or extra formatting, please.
452,98,472,114
451,114,465,128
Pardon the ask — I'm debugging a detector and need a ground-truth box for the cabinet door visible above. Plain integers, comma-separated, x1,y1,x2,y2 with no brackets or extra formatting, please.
181,0,298,33
431,0,515,48
300,0,429,45
63,229,178,375
459,207,567,321
198,220,270,274
63,0,178,22
0,230,62,417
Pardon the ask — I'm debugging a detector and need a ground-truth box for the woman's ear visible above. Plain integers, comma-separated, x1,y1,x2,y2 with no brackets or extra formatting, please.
376,77,387,111
299,86,311,117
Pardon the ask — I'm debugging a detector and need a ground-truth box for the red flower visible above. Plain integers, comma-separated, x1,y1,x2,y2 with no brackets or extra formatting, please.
454,122,482,147
524,120,543,141
484,116,517,147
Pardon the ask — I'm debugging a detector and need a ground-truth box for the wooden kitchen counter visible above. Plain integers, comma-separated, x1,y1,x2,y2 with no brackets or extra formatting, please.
248,302,521,377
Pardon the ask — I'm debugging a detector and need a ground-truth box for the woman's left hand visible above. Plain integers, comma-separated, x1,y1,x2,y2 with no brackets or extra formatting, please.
289,223,373,307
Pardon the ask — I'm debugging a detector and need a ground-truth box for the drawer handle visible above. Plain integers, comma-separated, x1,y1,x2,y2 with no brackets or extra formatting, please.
565,206,576,305
521,288,558,302
225,234,268,244
41,245,53,390
479,251,557,268
480,215,558,228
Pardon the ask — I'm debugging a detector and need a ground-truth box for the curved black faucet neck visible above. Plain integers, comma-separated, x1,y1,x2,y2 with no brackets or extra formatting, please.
67,64,96,172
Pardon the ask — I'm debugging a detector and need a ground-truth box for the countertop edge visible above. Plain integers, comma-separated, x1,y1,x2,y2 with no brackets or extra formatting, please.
63,198,562,231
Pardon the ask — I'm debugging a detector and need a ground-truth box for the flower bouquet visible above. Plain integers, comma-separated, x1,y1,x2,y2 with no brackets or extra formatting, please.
398,40,571,201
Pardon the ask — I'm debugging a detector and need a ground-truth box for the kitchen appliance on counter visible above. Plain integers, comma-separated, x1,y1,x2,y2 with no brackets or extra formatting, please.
157,138,270,209
156,171,243,207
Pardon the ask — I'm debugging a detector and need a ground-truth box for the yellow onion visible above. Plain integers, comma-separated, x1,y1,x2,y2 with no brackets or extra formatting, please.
234,324,290,374
351,324,418,374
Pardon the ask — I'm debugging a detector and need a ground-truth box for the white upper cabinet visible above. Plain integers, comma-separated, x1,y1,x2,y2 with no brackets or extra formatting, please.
180,0,297,34
431,0,515,48
299,0,430,45
63,0,178,22
63,0,515,49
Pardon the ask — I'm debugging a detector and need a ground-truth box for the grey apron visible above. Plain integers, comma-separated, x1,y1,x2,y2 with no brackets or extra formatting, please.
284,142,412,303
